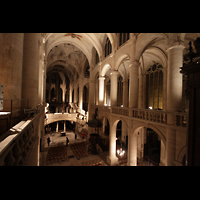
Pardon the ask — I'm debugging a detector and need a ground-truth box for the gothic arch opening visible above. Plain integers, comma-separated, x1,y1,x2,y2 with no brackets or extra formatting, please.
130,125,165,166
143,128,161,165
112,118,128,162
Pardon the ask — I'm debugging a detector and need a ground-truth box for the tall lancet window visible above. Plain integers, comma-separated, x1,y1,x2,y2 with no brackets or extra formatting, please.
119,33,130,47
105,37,112,57
146,63,163,110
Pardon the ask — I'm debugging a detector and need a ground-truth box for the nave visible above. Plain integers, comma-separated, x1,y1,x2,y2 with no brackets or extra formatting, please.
40,130,157,166
40,131,107,166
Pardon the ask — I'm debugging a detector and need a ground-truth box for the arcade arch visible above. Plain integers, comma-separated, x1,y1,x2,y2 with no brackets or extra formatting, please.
129,123,166,166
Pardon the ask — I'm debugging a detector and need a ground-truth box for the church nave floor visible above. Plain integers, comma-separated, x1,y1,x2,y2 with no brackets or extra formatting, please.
40,131,107,166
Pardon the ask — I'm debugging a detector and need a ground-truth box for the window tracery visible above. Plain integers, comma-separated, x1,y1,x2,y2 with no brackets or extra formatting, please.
146,63,163,110
105,37,112,57
119,33,130,47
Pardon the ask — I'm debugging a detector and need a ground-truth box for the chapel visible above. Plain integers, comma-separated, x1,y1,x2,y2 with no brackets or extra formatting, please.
0,33,199,166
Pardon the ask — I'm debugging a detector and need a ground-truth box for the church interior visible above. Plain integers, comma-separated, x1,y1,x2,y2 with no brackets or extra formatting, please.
0,33,200,166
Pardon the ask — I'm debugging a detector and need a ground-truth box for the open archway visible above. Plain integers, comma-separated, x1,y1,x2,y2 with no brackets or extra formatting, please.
129,124,166,166
106,118,128,165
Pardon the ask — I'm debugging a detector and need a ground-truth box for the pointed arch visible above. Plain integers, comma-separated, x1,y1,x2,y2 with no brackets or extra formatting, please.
135,33,168,61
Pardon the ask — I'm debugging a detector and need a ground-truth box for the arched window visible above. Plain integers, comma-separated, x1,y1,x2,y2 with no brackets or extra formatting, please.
96,50,99,64
105,37,112,57
119,33,130,47
146,63,163,110
84,65,90,78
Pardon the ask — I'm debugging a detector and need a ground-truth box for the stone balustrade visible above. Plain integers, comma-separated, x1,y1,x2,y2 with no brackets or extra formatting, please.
0,105,44,166
92,105,187,128
45,113,78,126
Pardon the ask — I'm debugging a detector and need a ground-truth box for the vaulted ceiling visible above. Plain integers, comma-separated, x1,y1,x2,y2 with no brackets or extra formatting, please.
44,33,116,81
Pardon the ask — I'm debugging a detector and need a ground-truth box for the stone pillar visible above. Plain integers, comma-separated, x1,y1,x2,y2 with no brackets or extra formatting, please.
129,60,140,108
0,33,24,111
138,75,143,109
69,84,73,103
61,87,66,103
56,121,59,132
128,131,137,166
167,45,183,112
110,70,118,107
142,74,146,109
74,83,77,104
79,77,84,110
123,79,128,107
64,121,66,132
22,33,39,109
88,68,96,137
98,76,105,106
160,140,166,166
107,122,118,166
166,44,184,166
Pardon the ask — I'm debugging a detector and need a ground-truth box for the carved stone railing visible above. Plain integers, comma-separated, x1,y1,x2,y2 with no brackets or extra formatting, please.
0,105,44,166
91,105,187,128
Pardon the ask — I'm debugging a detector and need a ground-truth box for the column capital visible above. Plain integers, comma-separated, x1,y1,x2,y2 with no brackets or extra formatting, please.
99,76,105,80
166,42,185,52
110,70,118,76
129,60,141,68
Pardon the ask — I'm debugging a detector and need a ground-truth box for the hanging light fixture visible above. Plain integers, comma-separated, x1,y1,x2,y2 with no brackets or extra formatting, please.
117,148,125,157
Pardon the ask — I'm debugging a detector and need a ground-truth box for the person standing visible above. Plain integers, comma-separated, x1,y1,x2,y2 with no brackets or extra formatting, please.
66,137,69,147
82,132,85,140
47,137,51,147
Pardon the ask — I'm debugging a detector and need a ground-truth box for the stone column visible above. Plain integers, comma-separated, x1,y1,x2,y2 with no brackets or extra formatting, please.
56,121,59,132
0,33,24,111
88,68,96,137
107,122,118,166
110,70,118,107
69,83,73,103
128,131,137,166
22,33,39,108
166,44,184,166
142,74,146,109
74,83,77,104
79,77,84,110
160,140,166,166
123,79,128,107
129,60,140,108
138,75,143,109
98,76,105,106
64,121,66,132
167,45,183,112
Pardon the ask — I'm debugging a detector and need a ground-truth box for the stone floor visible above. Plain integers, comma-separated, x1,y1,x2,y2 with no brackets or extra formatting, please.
39,131,157,166
40,131,108,166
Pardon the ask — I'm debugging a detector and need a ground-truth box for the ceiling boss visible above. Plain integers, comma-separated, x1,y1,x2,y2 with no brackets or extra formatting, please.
64,33,82,41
